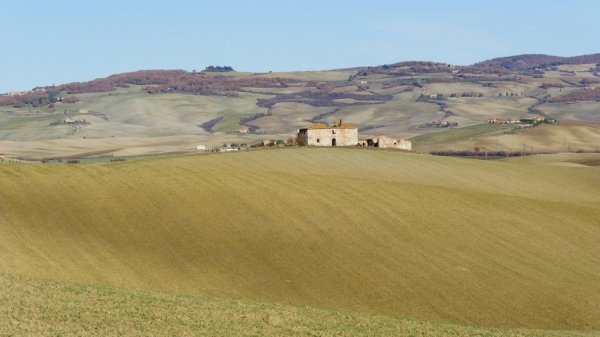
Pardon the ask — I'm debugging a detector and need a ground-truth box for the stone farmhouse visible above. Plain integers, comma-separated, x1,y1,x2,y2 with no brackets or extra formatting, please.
297,120,358,146
296,119,412,150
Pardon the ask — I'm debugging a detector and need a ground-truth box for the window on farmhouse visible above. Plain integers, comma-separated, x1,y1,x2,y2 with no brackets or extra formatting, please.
317,138,320,143
332,130,336,134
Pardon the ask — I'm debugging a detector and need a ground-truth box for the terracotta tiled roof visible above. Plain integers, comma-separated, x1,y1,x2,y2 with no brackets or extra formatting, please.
305,123,329,129
335,123,358,129
305,123,357,130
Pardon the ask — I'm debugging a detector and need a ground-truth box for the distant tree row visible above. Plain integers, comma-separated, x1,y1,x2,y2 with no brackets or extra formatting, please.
471,54,600,73
204,66,234,72
356,61,457,77
580,78,600,85
498,92,522,97
239,112,268,125
417,93,446,101
199,116,224,132
0,91,49,107
449,92,484,97
144,76,298,96
540,83,563,89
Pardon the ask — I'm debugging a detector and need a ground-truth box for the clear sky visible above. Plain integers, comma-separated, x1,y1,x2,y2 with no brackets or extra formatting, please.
1,0,598,92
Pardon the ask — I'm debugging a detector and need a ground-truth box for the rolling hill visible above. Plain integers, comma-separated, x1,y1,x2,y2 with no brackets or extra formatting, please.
1,148,599,333
1,54,599,158
472,53,600,71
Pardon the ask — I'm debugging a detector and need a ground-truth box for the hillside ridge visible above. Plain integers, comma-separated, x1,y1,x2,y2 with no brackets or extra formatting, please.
0,53,598,95
473,53,600,71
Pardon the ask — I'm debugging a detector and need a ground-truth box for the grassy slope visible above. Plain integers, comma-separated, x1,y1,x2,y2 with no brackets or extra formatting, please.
78,89,269,136
538,101,600,123
410,123,515,148
420,123,600,153
0,86,269,141
507,153,600,167
248,102,335,134
2,273,595,337
335,88,442,137
1,149,600,330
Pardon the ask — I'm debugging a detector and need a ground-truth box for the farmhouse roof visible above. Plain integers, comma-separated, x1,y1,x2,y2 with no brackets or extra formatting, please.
304,120,357,130
305,123,329,129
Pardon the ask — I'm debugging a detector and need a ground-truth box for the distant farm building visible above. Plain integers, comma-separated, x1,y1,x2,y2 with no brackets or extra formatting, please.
235,126,250,134
362,135,412,151
196,144,207,151
488,115,557,126
297,120,358,146
219,144,238,152
262,139,277,147
487,117,521,124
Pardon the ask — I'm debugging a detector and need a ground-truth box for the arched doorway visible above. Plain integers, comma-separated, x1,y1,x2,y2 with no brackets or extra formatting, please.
332,138,337,146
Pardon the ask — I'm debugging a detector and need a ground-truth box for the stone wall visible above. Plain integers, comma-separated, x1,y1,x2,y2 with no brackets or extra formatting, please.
306,128,358,146
369,135,412,151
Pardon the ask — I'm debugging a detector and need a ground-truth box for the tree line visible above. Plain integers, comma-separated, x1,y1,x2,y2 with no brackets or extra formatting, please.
204,66,234,72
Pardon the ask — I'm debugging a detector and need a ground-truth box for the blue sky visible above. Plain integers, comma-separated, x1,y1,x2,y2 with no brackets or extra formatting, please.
1,0,598,92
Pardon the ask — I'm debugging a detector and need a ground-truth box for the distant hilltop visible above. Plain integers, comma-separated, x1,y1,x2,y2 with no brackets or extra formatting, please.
1,53,599,96
472,53,600,71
